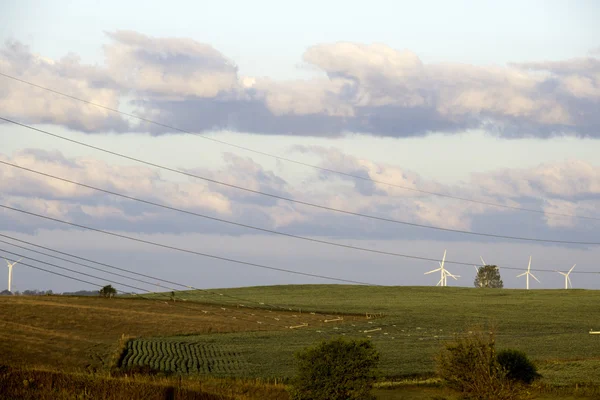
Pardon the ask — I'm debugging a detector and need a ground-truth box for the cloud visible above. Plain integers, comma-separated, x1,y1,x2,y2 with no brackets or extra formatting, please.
0,41,128,132
0,147,598,245
2,33,600,137
104,30,240,99
0,149,232,216
471,159,600,200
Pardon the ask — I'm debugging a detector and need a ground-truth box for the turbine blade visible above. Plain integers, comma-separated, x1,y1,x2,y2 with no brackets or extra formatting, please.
480,256,486,266
557,271,567,277
425,268,442,275
568,276,572,288
568,264,576,274
530,273,540,283
516,272,527,277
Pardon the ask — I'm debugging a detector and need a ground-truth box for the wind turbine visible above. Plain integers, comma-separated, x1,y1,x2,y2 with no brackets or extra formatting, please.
556,264,575,289
516,256,540,290
4,258,21,293
424,250,460,286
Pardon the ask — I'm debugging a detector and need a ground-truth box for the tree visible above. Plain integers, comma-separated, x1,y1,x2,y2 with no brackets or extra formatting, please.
437,330,526,399
474,265,503,288
99,285,117,298
289,338,380,400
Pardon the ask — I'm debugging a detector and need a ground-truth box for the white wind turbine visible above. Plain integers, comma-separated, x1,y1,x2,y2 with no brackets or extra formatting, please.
556,264,576,289
424,250,460,286
4,258,21,293
516,256,539,290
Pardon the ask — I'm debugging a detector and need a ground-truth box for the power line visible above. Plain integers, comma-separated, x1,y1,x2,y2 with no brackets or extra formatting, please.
1,247,152,293
0,203,379,285
0,233,341,320
0,71,596,222
1,117,597,245
0,159,528,264
5,162,598,280
0,253,296,329
2,206,598,276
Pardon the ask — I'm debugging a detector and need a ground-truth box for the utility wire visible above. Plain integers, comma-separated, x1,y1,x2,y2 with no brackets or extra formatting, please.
0,159,534,264
1,207,597,276
0,203,378,285
1,117,597,245
0,233,342,320
0,72,596,221
0,253,295,329
4,161,598,277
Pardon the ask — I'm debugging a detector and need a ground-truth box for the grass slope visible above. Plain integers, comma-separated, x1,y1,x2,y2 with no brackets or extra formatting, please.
3,285,600,391
149,285,600,382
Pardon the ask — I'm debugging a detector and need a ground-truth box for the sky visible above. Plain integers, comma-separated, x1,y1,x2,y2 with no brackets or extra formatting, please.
0,0,599,293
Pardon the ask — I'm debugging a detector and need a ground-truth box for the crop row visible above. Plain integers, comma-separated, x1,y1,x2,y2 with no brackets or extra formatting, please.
120,340,247,375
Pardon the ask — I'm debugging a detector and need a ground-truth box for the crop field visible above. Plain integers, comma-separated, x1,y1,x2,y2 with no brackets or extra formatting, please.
139,285,600,384
120,339,248,375
0,294,325,372
4,285,600,398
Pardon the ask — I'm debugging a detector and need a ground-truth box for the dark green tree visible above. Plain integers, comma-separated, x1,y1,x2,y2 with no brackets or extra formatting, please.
99,285,117,298
474,265,503,288
290,338,380,400
496,349,541,384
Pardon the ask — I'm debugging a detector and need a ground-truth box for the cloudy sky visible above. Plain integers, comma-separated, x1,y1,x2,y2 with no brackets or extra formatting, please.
1,0,599,293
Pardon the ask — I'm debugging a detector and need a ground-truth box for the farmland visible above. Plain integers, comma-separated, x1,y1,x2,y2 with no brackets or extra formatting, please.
3,285,600,398
127,285,600,383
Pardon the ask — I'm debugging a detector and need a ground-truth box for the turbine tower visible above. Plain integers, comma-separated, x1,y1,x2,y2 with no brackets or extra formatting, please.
516,256,539,290
556,264,576,289
4,258,21,293
424,250,460,286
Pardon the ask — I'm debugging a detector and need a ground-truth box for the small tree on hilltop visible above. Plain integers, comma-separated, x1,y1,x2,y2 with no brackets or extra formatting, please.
99,285,117,298
474,265,503,288
290,337,380,400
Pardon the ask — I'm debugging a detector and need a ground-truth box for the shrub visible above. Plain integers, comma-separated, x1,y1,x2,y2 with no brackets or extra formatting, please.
496,349,540,384
289,337,380,400
436,330,524,399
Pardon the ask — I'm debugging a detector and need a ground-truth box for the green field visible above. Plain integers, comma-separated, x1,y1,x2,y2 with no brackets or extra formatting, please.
125,285,600,385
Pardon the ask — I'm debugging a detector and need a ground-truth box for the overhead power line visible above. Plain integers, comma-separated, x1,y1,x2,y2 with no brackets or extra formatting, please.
0,72,596,222
1,117,597,245
0,159,557,263
0,203,379,286
0,233,341,319
0,253,295,329
1,207,597,276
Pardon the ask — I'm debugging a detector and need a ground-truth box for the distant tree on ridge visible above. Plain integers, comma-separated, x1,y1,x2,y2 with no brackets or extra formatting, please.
474,265,503,288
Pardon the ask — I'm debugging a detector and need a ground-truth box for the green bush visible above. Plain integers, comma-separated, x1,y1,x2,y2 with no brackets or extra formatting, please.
289,337,380,400
436,330,524,399
496,349,540,384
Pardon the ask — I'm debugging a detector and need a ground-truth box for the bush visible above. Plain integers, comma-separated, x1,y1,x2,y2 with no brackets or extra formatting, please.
436,330,524,399
496,349,540,384
289,337,379,400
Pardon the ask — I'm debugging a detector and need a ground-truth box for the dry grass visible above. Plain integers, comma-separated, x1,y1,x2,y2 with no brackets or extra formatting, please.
0,365,290,400
0,295,330,372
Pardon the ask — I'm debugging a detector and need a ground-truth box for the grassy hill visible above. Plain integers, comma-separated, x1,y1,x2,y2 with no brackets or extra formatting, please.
2,285,600,398
140,285,600,382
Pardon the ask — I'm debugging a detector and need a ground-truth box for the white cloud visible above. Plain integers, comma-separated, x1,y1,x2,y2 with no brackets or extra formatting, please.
0,42,127,132
2,34,600,137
